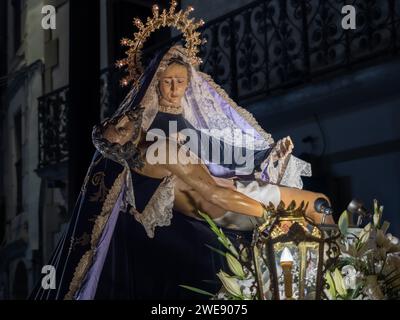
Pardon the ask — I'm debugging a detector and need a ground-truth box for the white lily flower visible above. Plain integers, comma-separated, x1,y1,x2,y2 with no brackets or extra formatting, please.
217,271,242,298
359,223,372,244
341,265,358,290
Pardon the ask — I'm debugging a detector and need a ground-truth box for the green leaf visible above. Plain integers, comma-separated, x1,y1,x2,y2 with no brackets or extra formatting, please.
338,210,349,236
350,282,363,300
198,211,220,233
179,285,215,297
205,244,226,257
199,211,239,258
224,237,239,258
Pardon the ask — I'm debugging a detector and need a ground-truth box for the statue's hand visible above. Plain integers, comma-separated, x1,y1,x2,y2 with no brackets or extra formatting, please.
271,136,294,162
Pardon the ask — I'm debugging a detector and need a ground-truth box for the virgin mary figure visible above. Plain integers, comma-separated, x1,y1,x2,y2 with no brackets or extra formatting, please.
30,4,332,301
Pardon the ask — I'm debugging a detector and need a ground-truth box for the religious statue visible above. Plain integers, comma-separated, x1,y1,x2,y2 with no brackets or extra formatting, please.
30,1,333,300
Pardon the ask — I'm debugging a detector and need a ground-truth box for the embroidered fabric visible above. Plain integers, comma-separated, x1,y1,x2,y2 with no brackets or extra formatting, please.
280,155,312,189
258,140,312,189
182,70,272,150
131,175,176,238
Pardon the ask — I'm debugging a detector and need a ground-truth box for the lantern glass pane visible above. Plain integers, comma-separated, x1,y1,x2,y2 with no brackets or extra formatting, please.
272,241,320,300
302,243,320,300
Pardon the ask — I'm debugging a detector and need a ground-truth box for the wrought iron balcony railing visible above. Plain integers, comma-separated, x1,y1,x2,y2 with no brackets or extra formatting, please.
38,85,69,169
198,0,400,101
38,0,400,169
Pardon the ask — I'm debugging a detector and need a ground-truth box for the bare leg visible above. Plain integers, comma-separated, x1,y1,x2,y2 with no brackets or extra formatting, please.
211,177,335,224
175,175,334,225
279,186,334,224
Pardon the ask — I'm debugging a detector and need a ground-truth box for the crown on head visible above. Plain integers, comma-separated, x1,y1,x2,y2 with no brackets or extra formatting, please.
116,0,206,89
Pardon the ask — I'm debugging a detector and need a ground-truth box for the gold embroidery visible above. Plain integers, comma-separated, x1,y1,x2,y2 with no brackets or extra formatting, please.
89,172,108,202
70,232,91,249
158,103,183,114
80,156,104,193
64,168,126,300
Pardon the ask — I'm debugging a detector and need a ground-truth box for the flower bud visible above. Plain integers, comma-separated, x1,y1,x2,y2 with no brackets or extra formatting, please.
216,271,242,297
226,253,245,279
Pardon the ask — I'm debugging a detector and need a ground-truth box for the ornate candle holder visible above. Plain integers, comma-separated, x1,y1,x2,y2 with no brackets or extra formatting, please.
250,201,340,300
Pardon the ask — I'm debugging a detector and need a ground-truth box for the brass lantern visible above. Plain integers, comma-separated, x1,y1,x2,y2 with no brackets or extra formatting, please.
251,201,334,300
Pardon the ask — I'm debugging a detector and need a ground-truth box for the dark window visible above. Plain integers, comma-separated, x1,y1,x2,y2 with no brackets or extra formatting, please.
12,0,21,53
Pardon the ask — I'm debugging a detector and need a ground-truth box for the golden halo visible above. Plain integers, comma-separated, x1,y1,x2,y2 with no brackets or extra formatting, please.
116,0,206,89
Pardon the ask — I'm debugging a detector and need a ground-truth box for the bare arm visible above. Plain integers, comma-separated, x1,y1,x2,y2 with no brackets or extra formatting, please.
138,139,265,218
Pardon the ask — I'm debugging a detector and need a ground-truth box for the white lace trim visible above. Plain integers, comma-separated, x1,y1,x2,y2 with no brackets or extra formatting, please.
280,155,312,189
125,167,136,208
182,67,271,150
258,154,311,189
132,175,176,238
256,136,312,190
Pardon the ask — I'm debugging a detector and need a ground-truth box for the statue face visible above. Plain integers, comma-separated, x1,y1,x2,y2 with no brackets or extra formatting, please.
158,63,189,105
103,115,137,146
